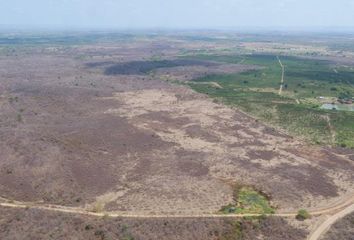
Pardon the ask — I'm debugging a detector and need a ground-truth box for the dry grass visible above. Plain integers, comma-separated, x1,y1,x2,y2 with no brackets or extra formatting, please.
0,40,353,218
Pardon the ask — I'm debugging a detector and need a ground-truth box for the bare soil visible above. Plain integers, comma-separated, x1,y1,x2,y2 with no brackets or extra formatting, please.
153,63,259,81
0,41,354,218
102,59,217,75
320,211,354,240
0,207,307,240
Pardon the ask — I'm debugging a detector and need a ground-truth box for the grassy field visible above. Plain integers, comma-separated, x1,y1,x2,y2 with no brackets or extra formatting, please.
185,54,354,148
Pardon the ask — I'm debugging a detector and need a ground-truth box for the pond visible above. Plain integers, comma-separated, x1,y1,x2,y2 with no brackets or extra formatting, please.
320,103,354,112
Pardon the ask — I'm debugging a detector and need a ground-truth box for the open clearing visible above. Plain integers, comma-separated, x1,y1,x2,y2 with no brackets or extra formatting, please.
320,208,354,240
309,202,354,240
1,32,354,239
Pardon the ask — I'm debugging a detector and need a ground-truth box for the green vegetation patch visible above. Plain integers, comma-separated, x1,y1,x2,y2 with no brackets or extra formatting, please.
186,53,354,148
220,186,275,215
296,209,311,221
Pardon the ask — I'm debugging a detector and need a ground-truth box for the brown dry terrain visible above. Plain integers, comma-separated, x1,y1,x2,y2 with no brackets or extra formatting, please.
0,207,307,240
0,36,354,239
321,211,354,240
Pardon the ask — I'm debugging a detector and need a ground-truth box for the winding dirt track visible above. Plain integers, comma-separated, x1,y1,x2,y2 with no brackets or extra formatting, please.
307,203,354,240
324,115,336,144
2,194,354,240
277,56,285,95
1,193,354,219
0,196,292,218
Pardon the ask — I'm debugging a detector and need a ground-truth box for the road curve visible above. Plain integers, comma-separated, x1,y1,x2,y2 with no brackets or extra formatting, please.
307,202,354,240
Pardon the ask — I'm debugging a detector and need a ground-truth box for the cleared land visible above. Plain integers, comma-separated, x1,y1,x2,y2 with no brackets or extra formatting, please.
309,202,354,240
1,32,354,239
0,207,308,240
320,210,354,240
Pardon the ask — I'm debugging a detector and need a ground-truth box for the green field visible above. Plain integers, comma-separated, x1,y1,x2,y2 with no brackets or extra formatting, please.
220,186,275,215
185,54,354,148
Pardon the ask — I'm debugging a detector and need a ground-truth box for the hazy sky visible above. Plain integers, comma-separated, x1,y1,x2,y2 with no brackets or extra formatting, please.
1,0,354,29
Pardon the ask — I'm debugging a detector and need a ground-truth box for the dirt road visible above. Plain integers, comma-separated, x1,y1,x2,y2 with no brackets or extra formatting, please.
2,191,354,240
307,203,354,240
324,115,336,144
0,200,293,218
1,192,354,219
277,56,285,95
189,81,223,89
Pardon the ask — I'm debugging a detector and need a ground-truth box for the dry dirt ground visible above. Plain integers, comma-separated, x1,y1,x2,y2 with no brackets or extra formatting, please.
153,63,260,82
0,41,354,238
0,207,307,240
309,202,354,240
320,211,354,240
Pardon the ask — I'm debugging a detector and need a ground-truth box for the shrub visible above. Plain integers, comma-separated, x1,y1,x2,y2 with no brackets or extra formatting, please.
296,209,311,220
123,235,135,240
94,230,105,240
17,113,22,122
340,143,347,148
84,224,93,230
89,202,104,213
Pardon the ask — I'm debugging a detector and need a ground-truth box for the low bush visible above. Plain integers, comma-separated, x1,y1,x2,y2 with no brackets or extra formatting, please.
296,209,311,220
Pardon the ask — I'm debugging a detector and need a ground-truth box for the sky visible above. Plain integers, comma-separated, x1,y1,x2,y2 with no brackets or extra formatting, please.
1,0,354,30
